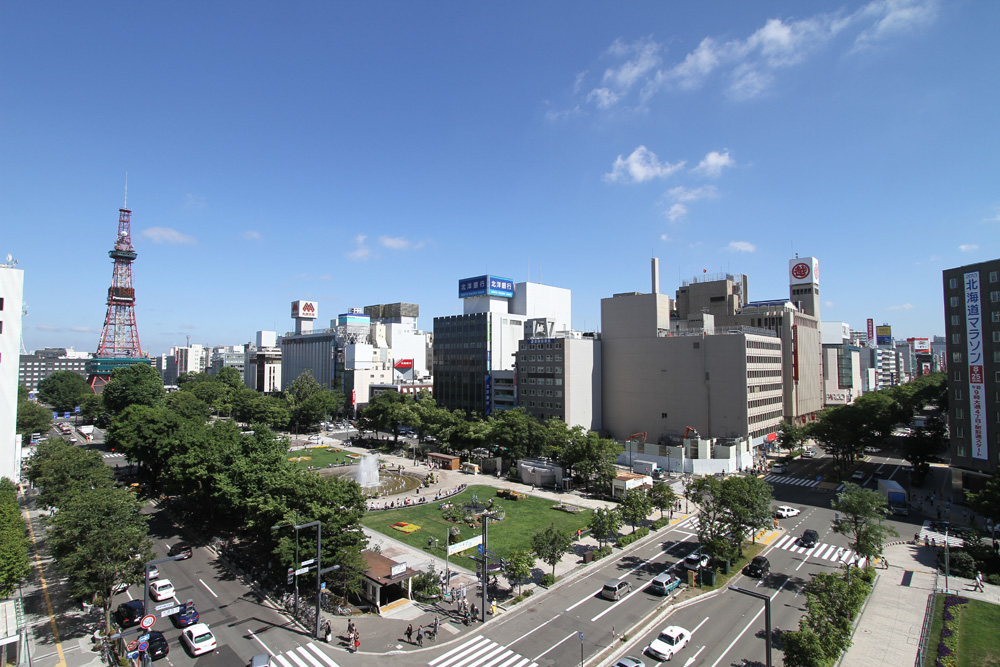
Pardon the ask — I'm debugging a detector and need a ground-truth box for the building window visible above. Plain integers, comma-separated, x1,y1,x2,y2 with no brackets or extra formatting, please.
955,389,962,400
950,296,960,307
993,312,1000,323
994,331,1000,343
952,334,962,344
993,291,1000,303
952,352,963,363
949,277,958,289
991,271,999,283
956,407,964,419
951,315,960,326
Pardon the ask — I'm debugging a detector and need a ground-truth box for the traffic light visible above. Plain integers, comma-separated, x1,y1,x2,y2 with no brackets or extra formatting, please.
287,568,294,585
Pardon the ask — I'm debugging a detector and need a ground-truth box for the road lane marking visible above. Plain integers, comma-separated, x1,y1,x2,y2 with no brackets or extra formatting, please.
273,656,294,667
247,628,274,656
295,645,328,667
284,649,310,667
430,635,488,666
199,579,219,598
692,616,709,633
24,505,67,667
684,645,706,666
761,531,780,545
709,576,792,667
509,616,558,645
773,534,793,549
531,631,576,662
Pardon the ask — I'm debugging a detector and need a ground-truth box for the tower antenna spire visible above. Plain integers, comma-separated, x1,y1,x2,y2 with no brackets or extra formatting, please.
124,172,128,209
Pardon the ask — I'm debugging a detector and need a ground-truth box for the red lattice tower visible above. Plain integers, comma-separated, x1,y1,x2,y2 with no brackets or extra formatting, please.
89,202,144,392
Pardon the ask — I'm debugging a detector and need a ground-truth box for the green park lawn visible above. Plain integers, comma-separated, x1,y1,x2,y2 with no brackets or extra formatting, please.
361,484,593,568
287,446,361,470
958,599,1000,667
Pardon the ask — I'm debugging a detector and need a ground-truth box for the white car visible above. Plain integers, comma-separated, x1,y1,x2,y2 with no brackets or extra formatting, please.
775,505,801,519
149,579,175,601
864,446,878,454
646,625,692,661
181,623,217,656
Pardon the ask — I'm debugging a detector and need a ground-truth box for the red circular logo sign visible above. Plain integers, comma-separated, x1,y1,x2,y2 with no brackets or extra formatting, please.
791,263,811,280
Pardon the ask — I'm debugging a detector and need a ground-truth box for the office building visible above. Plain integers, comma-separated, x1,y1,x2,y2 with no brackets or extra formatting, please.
517,326,601,431
0,260,25,482
943,259,1000,477
18,348,91,394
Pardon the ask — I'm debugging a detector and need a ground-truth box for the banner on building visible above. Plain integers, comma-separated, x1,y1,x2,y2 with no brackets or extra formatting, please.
876,325,892,346
964,271,988,460
867,319,874,343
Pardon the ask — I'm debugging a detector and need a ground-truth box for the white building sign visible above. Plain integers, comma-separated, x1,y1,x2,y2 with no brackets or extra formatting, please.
964,271,988,460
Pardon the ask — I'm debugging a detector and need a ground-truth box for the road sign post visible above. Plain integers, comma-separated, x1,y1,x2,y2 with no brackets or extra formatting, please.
139,615,155,630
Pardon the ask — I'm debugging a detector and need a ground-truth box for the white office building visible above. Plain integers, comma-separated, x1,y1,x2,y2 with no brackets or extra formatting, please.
0,261,25,482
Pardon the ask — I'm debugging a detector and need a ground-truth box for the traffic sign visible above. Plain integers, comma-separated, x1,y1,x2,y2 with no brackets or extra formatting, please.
477,544,484,555
126,651,139,660
160,607,181,617
127,641,138,651
300,558,316,567
138,634,150,643
139,615,156,630
294,566,309,576
154,600,176,611
138,642,149,652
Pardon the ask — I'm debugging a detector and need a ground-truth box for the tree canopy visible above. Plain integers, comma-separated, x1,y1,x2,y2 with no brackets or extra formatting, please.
101,363,165,415
37,370,91,413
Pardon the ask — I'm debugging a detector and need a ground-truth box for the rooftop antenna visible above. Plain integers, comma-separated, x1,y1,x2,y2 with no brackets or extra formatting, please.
124,172,128,208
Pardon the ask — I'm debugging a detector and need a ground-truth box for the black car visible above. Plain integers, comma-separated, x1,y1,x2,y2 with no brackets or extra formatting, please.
144,631,169,661
114,600,144,628
743,556,770,578
168,543,193,559
800,529,819,549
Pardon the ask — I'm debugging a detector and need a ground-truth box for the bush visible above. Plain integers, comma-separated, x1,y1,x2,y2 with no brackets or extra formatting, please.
511,589,533,605
540,573,556,587
592,546,613,561
936,595,969,667
938,550,976,579
651,517,670,530
634,526,650,539
987,573,1000,586
617,534,636,548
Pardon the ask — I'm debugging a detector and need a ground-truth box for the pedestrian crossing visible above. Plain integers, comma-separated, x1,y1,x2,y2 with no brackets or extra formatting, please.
762,474,844,491
918,524,965,548
771,534,867,567
272,642,341,667
428,635,538,667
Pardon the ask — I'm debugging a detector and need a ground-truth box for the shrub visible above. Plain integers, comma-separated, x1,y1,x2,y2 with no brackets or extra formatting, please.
633,527,650,539
936,595,969,667
651,517,671,531
617,534,636,548
511,589,534,605
541,573,556,587
592,546,613,561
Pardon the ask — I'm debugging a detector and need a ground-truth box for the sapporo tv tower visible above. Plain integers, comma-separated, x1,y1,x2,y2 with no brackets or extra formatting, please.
87,186,152,393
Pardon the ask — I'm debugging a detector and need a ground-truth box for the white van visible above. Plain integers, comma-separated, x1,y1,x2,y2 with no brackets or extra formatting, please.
772,463,787,474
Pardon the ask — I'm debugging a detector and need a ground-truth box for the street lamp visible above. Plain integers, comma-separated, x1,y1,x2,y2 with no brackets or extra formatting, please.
728,586,772,667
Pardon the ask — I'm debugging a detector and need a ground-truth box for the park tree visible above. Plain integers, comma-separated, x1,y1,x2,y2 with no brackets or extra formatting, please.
619,489,653,533
777,419,809,452
649,481,679,519
293,390,345,431
37,370,91,413
47,486,154,635
531,524,573,577
101,363,165,415
831,483,898,567
486,408,546,459
25,438,113,509
502,549,535,596
901,415,947,485
966,475,1000,533
782,627,831,667
809,404,868,474
0,478,30,597
216,366,243,390
358,390,415,441
78,393,109,427
688,476,739,564
588,506,623,548
105,405,207,487
166,390,213,421
794,571,872,664
721,475,774,555
16,397,51,435
564,431,622,493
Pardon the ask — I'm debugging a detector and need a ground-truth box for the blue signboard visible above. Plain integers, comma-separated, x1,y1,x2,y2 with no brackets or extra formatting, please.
52,412,58,419
74,406,81,413
63,412,70,419
459,275,514,299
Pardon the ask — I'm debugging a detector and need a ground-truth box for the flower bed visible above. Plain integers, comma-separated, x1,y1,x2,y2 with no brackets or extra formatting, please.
935,594,969,667
391,522,421,533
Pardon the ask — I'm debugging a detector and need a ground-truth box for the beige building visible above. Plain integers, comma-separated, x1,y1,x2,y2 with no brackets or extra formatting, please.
517,327,601,432
601,259,784,448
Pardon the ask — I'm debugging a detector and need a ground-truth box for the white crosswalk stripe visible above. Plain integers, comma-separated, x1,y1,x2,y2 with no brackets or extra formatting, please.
429,635,537,667
918,523,965,547
763,474,819,487
773,534,866,565
272,643,340,667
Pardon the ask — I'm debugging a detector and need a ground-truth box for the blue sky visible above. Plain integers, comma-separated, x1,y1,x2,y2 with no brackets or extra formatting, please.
2,1,997,356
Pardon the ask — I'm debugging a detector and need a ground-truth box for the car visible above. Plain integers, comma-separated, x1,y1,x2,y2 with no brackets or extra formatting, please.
168,543,193,559
114,600,144,628
801,448,815,458
601,579,632,601
181,623,217,656
852,470,865,480
144,631,169,661
149,579,175,601
683,552,711,571
800,529,819,549
864,446,878,454
646,625,692,662
648,573,682,596
775,505,801,519
772,463,788,474
250,655,273,667
743,556,771,578
612,657,647,667
171,602,200,628
874,469,885,478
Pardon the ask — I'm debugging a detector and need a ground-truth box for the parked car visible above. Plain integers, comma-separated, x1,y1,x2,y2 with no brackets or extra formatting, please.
601,579,632,601
799,529,819,549
775,505,800,519
149,579,175,601
852,470,865,480
168,543,193,559
250,655,273,667
683,552,711,571
864,446,878,454
646,625,692,662
772,463,787,474
115,600,144,628
144,631,169,661
181,623,217,656
648,572,682,596
171,602,200,628
743,556,771,578
801,448,815,458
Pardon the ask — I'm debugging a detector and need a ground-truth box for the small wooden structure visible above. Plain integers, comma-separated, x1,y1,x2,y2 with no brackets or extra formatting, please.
427,453,460,470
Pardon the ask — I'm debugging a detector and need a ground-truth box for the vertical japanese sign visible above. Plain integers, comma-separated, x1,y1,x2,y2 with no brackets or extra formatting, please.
964,271,987,460
867,318,874,344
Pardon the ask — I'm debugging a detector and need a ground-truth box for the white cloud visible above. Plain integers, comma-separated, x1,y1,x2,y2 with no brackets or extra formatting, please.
380,236,410,250
888,303,914,310
666,204,688,221
668,185,718,202
36,324,97,333
604,146,685,184
958,244,979,252
347,234,371,260
241,230,261,240
660,234,670,242
183,193,206,209
694,151,734,177
983,211,1000,223
564,0,938,109
825,301,834,308
141,227,196,245
726,241,756,253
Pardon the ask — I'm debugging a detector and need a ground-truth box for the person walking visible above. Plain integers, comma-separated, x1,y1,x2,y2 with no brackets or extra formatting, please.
416,626,424,647
433,616,440,636
405,624,413,644
354,629,360,652
975,571,985,591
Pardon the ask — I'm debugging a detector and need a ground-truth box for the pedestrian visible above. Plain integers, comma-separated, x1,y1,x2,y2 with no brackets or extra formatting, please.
416,626,424,647
882,558,889,570
347,619,355,637
490,599,496,616
470,602,478,621
975,571,985,592
354,631,360,653
405,624,413,644
433,616,440,635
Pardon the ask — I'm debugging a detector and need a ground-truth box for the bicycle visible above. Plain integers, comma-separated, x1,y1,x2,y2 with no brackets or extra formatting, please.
334,605,352,616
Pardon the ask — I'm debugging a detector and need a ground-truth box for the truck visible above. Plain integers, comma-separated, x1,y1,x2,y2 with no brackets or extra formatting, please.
878,478,908,516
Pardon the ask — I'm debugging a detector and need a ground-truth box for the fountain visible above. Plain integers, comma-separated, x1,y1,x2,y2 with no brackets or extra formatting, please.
356,454,381,488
